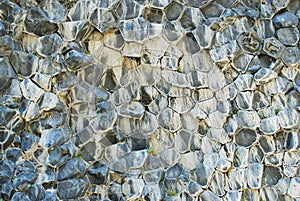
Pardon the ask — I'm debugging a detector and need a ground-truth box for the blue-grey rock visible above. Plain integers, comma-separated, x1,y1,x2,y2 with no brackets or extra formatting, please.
234,128,257,147
0,36,21,56
57,177,90,199
20,131,39,152
24,6,57,36
57,157,88,180
5,148,22,163
88,161,109,185
89,8,116,33
273,11,299,28
37,33,62,57
287,177,300,197
64,49,94,71
40,128,65,149
277,27,299,46
247,163,264,189
0,160,14,184
13,160,38,191
285,132,300,151
0,58,18,94
0,128,15,150
25,184,45,201
194,163,214,188
0,0,24,23
11,192,30,201
10,51,39,77
122,178,145,199
199,190,219,201
262,166,282,186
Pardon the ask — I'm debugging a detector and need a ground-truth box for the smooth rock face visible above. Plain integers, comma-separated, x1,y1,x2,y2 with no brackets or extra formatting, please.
0,0,299,200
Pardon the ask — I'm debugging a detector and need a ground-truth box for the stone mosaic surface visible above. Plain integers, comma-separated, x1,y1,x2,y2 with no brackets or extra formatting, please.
0,0,300,200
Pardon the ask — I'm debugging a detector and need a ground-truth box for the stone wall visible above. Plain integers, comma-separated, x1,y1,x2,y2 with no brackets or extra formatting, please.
0,0,299,200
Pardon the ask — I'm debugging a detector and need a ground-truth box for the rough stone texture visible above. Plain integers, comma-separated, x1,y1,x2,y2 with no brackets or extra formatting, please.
0,0,299,200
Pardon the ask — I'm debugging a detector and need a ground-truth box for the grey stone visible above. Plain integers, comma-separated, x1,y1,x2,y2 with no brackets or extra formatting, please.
285,132,300,151
88,161,109,185
24,6,57,36
57,177,89,199
11,192,30,201
0,36,21,56
68,0,96,21
236,110,260,129
287,177,300,197
277,28,299,46
273,11,299,28
282,47,300,66
210,171,226,196
0,58,18,93
5,148,22,163
247,163,264,189
216,158,232,173
272,0,290,10
143,168,163,184
262,166,282,186
165,1,183,21
10,51,39,77
160,148,179,168
232,53,253,73
90,101,117,132
60,21,91,41
234,146,249,168
235,91,253,110
178,32,200,55
254,19,275,39
199,190,219,201
142,184,164,201
26,183,45,201
187,180,203,196
122,178,145,199
158,108,181,132
166,163,183,179
20,131,39,152
90,8,116,33
247,146,261,165
278,108,299,129
57,158,88,180
224,190,242,201
111,150,147,173
227,168,247,190
13,160,38,191
39,92,64,113
40,128,65,149
194,163,214,188
0,160,14,184
20,78,44,103
263,37,286,59
207,128,229,144
193,25,215,49
105,142,130,163
64,50,94,71
37,33,62,57
180,151,203,170
119,18,148,42
259,116,280,134
259,135,276,154
0,128,15,150
254,67,277,85
234,73,255,91
237,31,262,55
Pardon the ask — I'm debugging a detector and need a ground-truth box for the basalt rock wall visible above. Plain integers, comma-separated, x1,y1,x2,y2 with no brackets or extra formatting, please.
0,0,299,200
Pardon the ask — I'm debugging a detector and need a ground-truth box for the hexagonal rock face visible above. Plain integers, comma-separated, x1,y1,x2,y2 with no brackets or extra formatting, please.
1,0,300,200
235,129,257,147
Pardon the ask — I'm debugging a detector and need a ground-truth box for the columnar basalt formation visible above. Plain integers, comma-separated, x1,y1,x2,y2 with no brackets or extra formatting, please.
0,0,299,200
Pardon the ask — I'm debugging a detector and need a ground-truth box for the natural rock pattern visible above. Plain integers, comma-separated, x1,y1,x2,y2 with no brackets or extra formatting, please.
0,0,299,200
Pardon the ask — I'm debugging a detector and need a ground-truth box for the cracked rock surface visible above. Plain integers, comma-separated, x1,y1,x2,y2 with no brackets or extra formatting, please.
0,0,299,200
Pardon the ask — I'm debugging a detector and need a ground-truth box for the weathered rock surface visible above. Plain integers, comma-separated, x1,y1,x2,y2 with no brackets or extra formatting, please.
0,0,299,200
